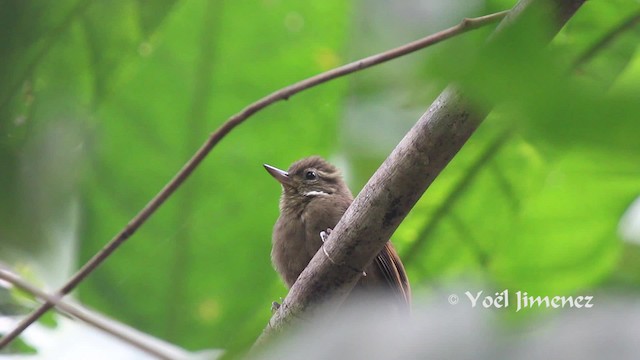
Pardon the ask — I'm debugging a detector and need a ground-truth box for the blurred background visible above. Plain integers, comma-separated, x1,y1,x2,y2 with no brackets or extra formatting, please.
1,0,639,357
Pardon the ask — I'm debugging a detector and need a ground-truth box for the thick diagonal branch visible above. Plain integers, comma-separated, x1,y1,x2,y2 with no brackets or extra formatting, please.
255,0,585,345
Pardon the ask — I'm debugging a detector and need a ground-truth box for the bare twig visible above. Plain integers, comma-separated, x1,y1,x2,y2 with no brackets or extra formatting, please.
0,10,509,348
254,0,585,347
0,269,174,359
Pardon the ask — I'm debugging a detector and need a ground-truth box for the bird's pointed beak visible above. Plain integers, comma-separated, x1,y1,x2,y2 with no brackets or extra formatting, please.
264,164,292,186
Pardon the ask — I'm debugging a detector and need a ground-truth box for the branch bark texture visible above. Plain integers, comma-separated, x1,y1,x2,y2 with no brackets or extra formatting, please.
256,0,585,345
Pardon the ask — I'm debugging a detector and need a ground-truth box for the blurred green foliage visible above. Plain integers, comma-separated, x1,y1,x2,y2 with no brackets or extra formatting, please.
1,0,639,356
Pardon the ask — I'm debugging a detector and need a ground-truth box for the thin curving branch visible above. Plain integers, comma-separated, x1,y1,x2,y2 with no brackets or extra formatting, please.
254,0,585,347
0,10,509,348
0,269,174,359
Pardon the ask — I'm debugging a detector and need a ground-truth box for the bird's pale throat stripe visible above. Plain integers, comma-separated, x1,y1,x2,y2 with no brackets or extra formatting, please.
303,191,329,197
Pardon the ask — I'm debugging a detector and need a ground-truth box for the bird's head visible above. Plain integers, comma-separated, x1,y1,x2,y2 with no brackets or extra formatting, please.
264,156,351,202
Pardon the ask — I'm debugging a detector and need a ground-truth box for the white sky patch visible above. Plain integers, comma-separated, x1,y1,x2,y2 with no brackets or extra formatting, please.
619,196,640,244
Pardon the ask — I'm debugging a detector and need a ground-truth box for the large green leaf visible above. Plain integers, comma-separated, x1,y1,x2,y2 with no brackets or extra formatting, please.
77,0,352,351
3,0,640,356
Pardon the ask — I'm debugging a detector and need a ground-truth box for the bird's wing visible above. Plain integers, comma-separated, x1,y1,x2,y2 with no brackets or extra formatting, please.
374,242,411,308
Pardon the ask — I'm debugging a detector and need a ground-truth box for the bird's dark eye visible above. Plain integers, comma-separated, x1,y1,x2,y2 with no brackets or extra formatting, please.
305,171,317,180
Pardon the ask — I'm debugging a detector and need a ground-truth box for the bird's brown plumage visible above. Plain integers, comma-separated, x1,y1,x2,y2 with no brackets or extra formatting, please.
265,156,411,310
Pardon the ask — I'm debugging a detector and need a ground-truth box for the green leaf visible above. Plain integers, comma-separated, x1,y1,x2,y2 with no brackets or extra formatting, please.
76,0,352,351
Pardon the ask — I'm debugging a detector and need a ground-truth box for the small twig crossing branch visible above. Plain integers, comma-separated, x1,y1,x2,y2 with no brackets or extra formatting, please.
0,10,509,348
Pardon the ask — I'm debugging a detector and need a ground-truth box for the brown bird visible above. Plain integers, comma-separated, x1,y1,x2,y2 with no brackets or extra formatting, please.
264,156,411,309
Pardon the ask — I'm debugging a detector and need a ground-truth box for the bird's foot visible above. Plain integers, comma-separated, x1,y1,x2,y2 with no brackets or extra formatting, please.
320,228,366,277
271,301,281,313
320,228,333,242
